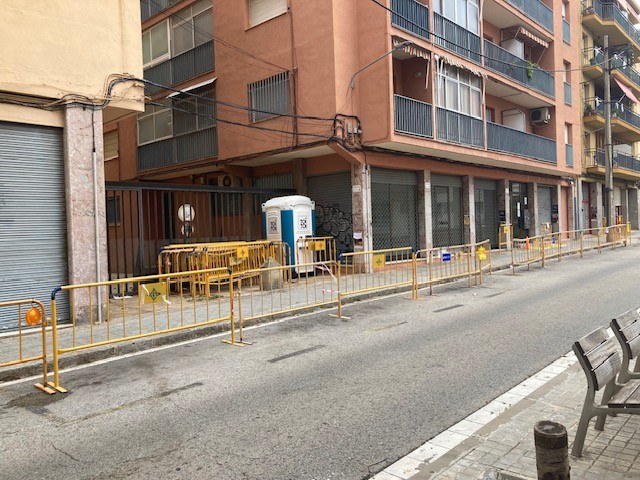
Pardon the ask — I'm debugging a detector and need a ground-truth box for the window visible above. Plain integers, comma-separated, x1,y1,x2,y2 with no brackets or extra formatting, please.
248,72,290,122
138,101,173,145
103,130,119,161
107,196,121,226
485,107,495,123
502,109,526,131
248,0,288,27
172,86,217,135
436,64,482,118
436,0,479,34
562,1,568,20
565,123,572,144
563,61,571,84
142,21,170,66
171,0,213,56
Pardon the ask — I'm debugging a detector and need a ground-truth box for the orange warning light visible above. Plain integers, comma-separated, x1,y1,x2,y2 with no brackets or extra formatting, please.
25,307,42,327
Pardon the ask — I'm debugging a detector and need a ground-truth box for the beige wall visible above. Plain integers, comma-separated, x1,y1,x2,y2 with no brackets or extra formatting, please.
0,0,144,121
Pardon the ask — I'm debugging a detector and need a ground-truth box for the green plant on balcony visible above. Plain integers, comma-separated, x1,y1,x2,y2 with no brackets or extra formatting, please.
526,60,534,80
584,102,595,115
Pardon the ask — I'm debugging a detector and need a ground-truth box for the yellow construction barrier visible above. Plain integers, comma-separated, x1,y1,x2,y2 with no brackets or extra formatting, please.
333,248,414,319
295,237,337,268
413,240,491,298
48,267,235,392
0,299,53,394
231,260,339,343
499,224,513,251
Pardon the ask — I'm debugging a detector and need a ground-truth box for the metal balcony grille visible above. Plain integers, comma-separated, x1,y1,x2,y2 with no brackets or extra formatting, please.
248,72,291,123
486,122,557,164
390,0,429,40
394,95,433,138
433,13,481,64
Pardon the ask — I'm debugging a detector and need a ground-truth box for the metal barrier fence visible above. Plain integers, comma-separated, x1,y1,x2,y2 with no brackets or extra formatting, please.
333,248,414,319
232,261,339,343
413,240,491,298
0,299,53,394
511,224,630,272
48,267,234,392
295,237,337,268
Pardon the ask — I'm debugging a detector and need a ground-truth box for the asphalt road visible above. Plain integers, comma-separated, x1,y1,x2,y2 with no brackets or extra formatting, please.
2,246,640,480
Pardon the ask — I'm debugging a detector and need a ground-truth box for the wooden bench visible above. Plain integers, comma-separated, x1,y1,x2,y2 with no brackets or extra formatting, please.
572,324,640,457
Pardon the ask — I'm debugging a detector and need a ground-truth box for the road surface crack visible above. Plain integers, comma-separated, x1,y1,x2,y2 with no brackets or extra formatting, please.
52,443,81,463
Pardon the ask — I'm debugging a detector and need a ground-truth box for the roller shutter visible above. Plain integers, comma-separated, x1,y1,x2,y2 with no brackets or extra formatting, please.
474,178,498,247
371,168,419,251
307,172,352,254
538,186,552,230
431,174,464,247
0,122,68,330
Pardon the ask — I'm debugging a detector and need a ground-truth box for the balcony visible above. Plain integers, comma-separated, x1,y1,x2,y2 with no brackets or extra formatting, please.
564,82,572,105
487,122,557,164
583,49,640,96
140,0,179,22
483,39,555,98
504,0,554,33
584,148,640,179
394,95,433,138
390,0,429,40
563,19,570,43
144,41,215,95
436,108,484,148
138,127,218,172
582,0,640,56
566,144,573,167
433,13,481,64
584,97,640,142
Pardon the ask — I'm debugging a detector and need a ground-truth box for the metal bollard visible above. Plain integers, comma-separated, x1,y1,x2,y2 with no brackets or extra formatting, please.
534,421,570,480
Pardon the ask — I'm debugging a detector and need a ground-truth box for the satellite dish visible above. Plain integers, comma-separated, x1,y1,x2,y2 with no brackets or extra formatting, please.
177,204,195,222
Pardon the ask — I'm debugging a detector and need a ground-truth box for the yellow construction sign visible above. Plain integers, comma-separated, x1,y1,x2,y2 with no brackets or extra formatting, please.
373,253,386,269
236,245,249,259
142,282,167,304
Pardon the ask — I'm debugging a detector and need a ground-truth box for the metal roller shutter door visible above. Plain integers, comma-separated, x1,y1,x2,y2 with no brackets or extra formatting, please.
538,186,552,229
307,173,353,254
431,174,464,247
474,179,498,248
371,168,419,251
0,122,68,330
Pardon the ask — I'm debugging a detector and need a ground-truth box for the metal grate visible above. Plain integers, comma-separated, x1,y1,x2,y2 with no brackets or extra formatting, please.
474,186,498,248
248,72,290,123
371,183,419,251
432,185,464,247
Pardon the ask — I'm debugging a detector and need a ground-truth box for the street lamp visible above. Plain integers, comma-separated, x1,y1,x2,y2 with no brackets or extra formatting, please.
348,41,413,89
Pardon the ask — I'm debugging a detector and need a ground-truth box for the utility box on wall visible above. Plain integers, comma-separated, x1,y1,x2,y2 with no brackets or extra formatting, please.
262,195,315,272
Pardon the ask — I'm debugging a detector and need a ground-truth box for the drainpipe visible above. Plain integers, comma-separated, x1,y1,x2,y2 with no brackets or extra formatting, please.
92,134,103,324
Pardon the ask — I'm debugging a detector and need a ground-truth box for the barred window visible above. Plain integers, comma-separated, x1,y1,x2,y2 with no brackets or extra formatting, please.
248,0,288,27
103,130,119,161
248,72,290,122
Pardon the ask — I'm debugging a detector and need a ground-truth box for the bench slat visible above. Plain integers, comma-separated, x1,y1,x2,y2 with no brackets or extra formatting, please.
609,379,640,407
576,328,609,354
614,308,640,330
593,352,622,390
585,338,618,371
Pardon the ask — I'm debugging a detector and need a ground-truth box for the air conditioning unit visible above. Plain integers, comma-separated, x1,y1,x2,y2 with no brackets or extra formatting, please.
530,107,551,126
219,174,242,187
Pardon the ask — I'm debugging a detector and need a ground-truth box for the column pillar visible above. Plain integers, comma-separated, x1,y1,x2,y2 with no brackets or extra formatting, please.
594,181,604,228
529,182,539,236
567,183,577,232
351,164,373,270
622,187,630,224
463,176,475,244
417,170,433,250
497,179,511,249
292,159,307,196
63,107,108,319
576,178,584,230
551,185,561,233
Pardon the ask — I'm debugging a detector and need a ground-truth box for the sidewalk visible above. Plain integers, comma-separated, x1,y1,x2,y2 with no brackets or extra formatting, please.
373,352,640,480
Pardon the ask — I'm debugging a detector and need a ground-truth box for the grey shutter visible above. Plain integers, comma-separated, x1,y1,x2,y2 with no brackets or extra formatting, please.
372,168,418,185
538,186,552,225
431,174,462,188
0,122,68,330
474,179,499,247
474,178,497,190
253,173,294,189
307,173,352,253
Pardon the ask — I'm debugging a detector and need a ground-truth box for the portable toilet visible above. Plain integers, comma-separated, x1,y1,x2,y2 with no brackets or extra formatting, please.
262,195,315,272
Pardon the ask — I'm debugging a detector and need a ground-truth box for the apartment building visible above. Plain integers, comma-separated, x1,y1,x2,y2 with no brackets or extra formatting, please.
106,0,582,275
581,0,640,230
0,0,144,328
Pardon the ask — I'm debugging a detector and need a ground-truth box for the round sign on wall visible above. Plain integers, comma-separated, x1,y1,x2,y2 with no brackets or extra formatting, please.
177,204,195,222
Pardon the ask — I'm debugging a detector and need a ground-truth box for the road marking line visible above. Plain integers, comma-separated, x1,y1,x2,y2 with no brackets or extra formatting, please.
370,350,578,480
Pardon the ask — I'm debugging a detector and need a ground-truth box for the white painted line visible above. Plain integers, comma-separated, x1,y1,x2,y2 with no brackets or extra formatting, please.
376,349,578,480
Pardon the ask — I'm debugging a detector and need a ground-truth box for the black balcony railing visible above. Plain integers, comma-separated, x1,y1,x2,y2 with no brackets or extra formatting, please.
433,13,481,64
144,41,215,94
585,148,640,173
390,0,429,40
436,108,484,147
584,97,640,131
583,0,640,49
487,122,557,164
138,127,218,171
505,0,554,33
483,39,555,98
394,95,433,138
